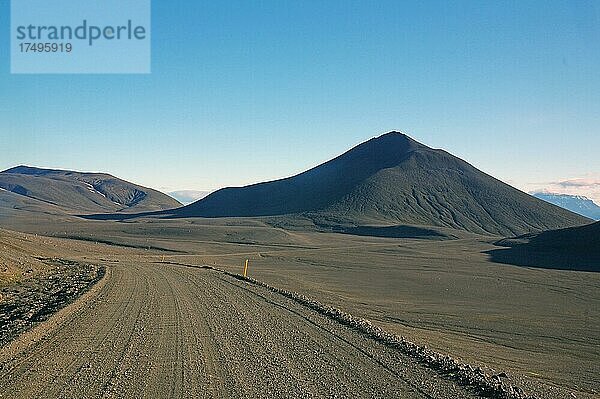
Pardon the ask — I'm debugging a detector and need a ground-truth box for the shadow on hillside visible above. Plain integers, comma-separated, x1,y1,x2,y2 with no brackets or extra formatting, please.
78,211,165,221
486,245,600,272
338,225,448,239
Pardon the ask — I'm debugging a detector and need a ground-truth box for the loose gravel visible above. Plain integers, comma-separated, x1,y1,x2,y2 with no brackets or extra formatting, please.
0,258,104,347
212,265,538,399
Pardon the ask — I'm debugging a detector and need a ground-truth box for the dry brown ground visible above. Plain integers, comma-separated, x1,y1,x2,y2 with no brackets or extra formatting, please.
0,217,598,398
1,248,484,398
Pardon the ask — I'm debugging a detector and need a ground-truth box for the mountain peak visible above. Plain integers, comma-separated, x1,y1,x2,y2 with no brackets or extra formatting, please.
176,131,589,235
379,130,409,138
2,165,96,177
327,131,427,175
362,131,425,151
3,165,46,175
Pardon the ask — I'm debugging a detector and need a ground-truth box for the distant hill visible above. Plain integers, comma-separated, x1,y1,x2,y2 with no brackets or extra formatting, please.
0,166,181,214
489,221,600,272
175,132,589,236
532,192,600,220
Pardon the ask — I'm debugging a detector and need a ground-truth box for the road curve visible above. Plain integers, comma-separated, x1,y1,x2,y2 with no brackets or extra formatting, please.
0,262,479,398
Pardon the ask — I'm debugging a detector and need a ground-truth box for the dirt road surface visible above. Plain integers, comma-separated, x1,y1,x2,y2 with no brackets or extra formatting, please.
0,262,482,398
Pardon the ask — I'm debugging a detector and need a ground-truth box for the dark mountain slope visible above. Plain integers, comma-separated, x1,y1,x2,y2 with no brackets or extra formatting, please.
176,132,589,236
0,166,181,214
181,133,425,217
488,221,600,272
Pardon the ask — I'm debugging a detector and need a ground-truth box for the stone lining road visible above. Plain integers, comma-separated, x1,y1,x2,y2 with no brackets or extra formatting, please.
0,262,480,398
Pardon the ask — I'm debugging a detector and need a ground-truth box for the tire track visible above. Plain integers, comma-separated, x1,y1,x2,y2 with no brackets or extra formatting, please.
1,261,484,398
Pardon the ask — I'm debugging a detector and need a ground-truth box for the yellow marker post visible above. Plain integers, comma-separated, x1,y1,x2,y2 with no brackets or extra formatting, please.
243,259,249,277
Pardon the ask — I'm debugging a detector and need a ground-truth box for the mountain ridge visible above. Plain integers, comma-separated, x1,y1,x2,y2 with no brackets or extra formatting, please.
0,165,181,214
175,132,590,236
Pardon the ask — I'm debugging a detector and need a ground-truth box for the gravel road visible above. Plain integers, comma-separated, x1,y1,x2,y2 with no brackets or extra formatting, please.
0,262,482,398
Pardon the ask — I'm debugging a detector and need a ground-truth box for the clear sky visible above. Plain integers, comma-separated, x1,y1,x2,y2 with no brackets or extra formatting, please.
1,1,599,202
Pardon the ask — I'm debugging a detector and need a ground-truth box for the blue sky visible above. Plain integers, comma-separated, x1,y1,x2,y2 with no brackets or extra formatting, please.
1,1,599,201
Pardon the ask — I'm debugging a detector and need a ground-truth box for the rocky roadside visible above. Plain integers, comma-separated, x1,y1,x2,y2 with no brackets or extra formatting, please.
0,258,105,347
213,265,540,399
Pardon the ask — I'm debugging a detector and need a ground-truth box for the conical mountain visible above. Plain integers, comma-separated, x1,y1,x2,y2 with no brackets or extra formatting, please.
176,132,590,236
